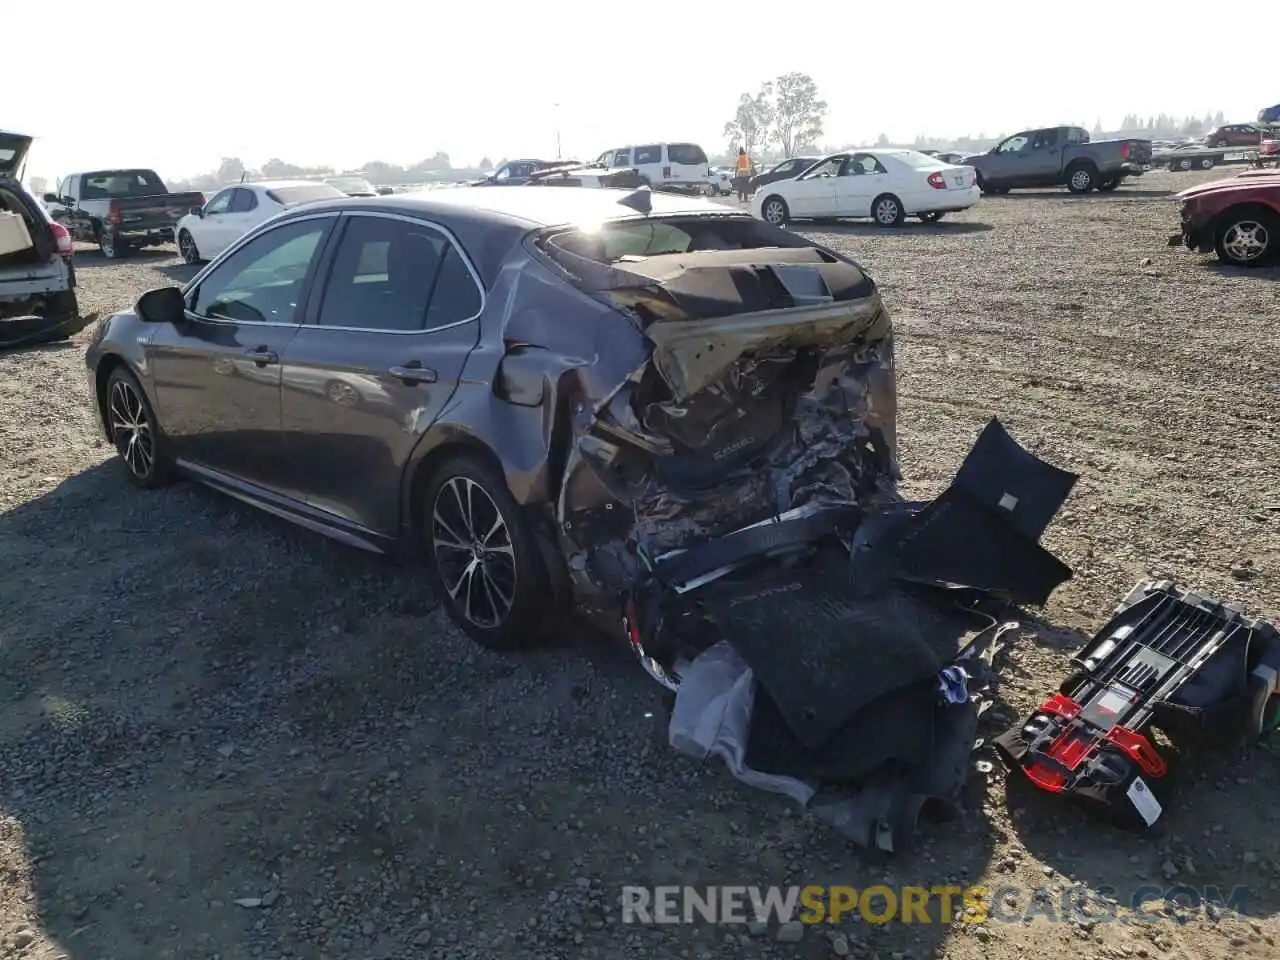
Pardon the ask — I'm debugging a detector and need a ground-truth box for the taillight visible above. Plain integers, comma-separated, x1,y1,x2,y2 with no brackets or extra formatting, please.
927,171,947,189
49,221,73,259
106,200,122,225
1121,142,1130,159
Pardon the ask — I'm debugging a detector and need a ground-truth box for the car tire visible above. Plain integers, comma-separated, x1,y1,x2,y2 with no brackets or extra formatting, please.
761,195,789,226
106,366,174,489
1199,157,1215,170
1065,163,1097,194
1214,208,1277,268
422,451,550,651
1177,158,1193,172
98,230,128,259
872,194,905,227
1215,139,1229,148
918,211,945,223
178,229,202,264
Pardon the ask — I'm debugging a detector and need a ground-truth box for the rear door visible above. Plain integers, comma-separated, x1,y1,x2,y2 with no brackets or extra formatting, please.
667,143,710,185
837,153,889,217
277,211,484,535
1023,128,1063,183
147,214,337,490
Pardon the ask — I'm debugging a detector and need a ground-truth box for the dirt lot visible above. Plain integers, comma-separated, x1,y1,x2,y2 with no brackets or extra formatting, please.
2,169,1279,960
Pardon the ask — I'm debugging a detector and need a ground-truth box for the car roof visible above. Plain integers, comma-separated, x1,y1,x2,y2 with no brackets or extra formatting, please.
243,179,331,190
308,185,735,229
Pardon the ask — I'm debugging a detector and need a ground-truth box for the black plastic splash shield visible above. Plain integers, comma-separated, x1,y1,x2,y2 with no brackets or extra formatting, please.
696,552,978,750
851,417,1077,606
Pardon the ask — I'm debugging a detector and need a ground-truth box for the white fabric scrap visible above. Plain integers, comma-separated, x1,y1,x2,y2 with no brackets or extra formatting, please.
668,641,816,806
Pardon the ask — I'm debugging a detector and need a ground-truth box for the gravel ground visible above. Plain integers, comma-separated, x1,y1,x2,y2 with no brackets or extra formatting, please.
2,169,1279,960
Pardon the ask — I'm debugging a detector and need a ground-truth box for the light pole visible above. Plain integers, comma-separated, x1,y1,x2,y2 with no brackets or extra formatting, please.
554,102,562,159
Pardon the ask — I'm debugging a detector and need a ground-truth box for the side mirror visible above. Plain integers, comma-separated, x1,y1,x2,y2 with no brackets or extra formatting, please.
136,286,186,325
42,193,59,204
190,205,204,217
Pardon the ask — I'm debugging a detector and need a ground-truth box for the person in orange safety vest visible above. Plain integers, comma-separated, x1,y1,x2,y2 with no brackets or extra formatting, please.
734,147,753,201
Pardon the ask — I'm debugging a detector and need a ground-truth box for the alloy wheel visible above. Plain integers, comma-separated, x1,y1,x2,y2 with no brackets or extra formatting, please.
763,199,785,224
109,379,154,479
876,199,899,224
179,231,198,264
431,476,517,629
1222,221,1269,263
1070,169,1093,191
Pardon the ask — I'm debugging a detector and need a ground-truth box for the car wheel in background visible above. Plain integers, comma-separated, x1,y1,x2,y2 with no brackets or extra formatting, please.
1065,163,1097,194
918,211,945,223
1177,158,1193,172
422,451,550,651
178,229,202,264
1097,177,1119,192
1199,157,1216,170
98,231,128,259
1215,139,1229,148
106,366,173,489
1214,208,1276,267
872,194,905,227
761,196,789,226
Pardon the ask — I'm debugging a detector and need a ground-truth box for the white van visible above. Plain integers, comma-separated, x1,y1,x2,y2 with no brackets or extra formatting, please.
594,142,713,192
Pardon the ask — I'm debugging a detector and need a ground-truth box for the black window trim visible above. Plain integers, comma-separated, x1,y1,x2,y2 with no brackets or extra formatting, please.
302,210,486,336
182,212,342,328
229,187,259,212
204,187,235,214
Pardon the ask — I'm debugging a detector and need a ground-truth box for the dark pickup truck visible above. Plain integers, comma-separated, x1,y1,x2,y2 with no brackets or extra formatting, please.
45,169,204,259
963,126,1153,195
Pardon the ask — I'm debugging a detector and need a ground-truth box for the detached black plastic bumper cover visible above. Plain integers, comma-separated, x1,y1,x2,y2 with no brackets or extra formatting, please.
850,417,1077,606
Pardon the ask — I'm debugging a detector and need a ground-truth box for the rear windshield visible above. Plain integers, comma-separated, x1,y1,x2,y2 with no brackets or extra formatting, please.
667,143,708,166
266,184,345,205
79,170,166,199
542,216,818,264
327,177,375,193
885,150,945,169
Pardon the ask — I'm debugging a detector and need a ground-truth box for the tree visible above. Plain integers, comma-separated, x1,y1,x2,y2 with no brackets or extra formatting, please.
478,157,493,170
769,72,827,158
722,86,774,157
215,157,246,184
875,132,890,147
262,158,303,178
1092,118,1104,137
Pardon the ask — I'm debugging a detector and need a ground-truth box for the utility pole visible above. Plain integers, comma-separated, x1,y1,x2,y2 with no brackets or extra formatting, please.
554,103,562,159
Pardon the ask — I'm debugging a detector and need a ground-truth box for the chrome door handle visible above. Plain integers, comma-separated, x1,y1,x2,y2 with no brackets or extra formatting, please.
245,347,278,366
389,362,437,384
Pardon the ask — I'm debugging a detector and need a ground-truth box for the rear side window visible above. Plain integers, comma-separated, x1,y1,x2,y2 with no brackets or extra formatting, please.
79,169,165,199
668,143,708,165
634,145,662,165
315,216,482,332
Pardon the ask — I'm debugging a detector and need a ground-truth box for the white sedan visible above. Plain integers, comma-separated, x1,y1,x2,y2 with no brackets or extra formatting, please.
175,179,345,264
751,150,979,227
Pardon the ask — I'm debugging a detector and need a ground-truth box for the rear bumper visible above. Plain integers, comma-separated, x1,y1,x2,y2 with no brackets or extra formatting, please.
104,224,175,244
1120,163,1150,176
915,185,981,212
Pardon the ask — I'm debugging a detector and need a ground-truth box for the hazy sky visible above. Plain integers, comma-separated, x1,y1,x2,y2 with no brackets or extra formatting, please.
9,1,1275,183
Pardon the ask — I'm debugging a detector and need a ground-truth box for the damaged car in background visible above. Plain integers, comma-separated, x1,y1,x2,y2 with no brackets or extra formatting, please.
2,130,94,350
86,184,1279,852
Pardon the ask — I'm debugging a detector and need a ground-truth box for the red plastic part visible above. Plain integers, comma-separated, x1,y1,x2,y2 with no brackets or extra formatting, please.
1105,725,1167,777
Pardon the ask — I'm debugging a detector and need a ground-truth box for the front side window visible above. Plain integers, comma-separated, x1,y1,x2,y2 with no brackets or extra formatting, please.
801,157,846,179
612,149,631,166
997,135,1030,153
204,189,233,215
314,216,482,332
189,218,331,324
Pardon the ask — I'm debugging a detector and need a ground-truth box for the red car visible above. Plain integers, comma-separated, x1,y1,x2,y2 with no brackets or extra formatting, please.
1204,124,1263,148
1169,174,1280,266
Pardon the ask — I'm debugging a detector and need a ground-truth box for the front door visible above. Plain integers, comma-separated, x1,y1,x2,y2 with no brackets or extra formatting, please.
147,214,337,490
1023,128,1063,184
787,156,843,216
278,212,483,536
194,188,237,259
982,133,1031,184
